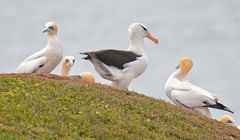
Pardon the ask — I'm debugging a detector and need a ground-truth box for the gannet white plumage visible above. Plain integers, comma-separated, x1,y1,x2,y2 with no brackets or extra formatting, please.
60,56,75,76
81,23,158,89
218,115,236,127
164,57,233,117
15,21,63,74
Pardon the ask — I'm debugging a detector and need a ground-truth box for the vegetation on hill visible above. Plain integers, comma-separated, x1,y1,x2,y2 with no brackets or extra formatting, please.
0,74,239,139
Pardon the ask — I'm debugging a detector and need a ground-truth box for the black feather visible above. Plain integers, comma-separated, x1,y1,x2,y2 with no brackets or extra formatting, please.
202,101,234,113
80,49,141,69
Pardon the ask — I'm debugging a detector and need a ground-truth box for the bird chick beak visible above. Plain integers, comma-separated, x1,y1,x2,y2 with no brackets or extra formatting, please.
146,32,158,44
70,60,74,65
42,27,51,33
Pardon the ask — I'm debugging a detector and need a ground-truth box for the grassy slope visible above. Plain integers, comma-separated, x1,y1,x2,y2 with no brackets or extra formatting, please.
0,74,239,140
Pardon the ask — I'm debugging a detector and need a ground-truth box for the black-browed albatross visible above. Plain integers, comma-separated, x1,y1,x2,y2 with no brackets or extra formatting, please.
81,23,158,89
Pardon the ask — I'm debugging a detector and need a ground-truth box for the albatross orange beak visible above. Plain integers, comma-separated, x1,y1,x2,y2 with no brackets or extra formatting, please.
146,32,158,44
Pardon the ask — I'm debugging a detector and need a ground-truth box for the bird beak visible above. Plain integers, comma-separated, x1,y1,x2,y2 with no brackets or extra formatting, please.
176,64,180,69
70,60,74,65
42,27,51,33
146,32,158,44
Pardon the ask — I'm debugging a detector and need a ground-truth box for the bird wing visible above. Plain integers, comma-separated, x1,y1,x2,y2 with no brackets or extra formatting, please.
15,55,47,73
171,81,218,108
81,49,142,69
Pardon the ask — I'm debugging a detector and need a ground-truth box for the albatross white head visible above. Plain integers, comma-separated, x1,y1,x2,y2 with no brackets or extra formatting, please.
128,23,158,53
43,21,58,36
60,56,75,76
175,57,193,80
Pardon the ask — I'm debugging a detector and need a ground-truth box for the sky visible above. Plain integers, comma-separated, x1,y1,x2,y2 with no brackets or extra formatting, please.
0,0,240,124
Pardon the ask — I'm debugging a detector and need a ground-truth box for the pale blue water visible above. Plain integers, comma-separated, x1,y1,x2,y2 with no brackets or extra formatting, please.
0,0,240,125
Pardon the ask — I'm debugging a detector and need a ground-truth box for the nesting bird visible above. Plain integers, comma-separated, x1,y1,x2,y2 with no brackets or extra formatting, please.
218,115,236,127
60,56,75,76
164,57,233,118
15,21,63,74
79,72,96,83
81,23,158,89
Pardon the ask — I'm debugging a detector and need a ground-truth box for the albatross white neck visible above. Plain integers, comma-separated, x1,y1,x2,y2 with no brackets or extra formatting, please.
128,35,146,55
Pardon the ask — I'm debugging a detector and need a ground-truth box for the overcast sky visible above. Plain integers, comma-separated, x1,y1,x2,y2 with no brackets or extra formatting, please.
0,0,240,124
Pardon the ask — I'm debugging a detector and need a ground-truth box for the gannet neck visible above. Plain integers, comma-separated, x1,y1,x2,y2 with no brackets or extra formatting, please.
165,71,181,88
47,35,60,47
169,70,182,82
176,69,188,80
128,36,146,55
60,64,71,76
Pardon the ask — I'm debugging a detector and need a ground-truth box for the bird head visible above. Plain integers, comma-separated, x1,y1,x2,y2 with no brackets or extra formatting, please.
128,23,158,44
218,115,236,126
176,57,193,80
63,56,75,67
42,21,58,36
79,72,96,83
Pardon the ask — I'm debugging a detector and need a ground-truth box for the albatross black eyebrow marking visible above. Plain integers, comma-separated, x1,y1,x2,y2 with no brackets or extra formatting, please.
139,24,147,31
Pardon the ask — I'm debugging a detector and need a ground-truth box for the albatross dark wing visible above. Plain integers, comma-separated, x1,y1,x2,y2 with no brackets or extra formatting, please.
81,49,142,69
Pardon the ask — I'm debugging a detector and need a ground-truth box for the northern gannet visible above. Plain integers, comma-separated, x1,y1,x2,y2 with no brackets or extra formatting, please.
218,115,236,127
81,23,158,89
60,56,75,76
79,72,96,83
15,21,63,74
164,57,233,117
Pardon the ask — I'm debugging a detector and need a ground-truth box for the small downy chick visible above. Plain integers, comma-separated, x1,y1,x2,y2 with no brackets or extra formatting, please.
60,56,75,76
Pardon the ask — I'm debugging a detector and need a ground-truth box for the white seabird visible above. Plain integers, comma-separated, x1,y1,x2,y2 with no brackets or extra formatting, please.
164,57,233,118
81,23,158,89
59,56,96,83
60,56,75,76
15,21,63,74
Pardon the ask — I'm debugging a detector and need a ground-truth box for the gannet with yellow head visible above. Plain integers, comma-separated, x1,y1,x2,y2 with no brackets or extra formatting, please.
79,72,96,83
218,115,236,127
15,21,63,74
164,57,233,118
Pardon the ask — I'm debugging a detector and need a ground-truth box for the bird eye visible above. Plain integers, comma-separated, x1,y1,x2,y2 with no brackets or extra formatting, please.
49,26,54,30
140,25,147,31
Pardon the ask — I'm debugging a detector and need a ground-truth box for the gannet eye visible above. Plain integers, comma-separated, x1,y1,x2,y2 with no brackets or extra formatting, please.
140,24,147,31
49,26,54,30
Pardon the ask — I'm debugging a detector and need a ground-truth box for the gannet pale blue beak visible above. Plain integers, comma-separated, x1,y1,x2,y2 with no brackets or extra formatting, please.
42,27,52,33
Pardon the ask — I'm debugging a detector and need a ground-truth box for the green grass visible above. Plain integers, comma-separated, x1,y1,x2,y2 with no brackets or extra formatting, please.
0,74,239,139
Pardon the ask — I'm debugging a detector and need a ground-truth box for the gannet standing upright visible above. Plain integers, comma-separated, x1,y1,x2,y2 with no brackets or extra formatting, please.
15,21,63,74
60,56,75,76
164,57,233,118
81,23,158,89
